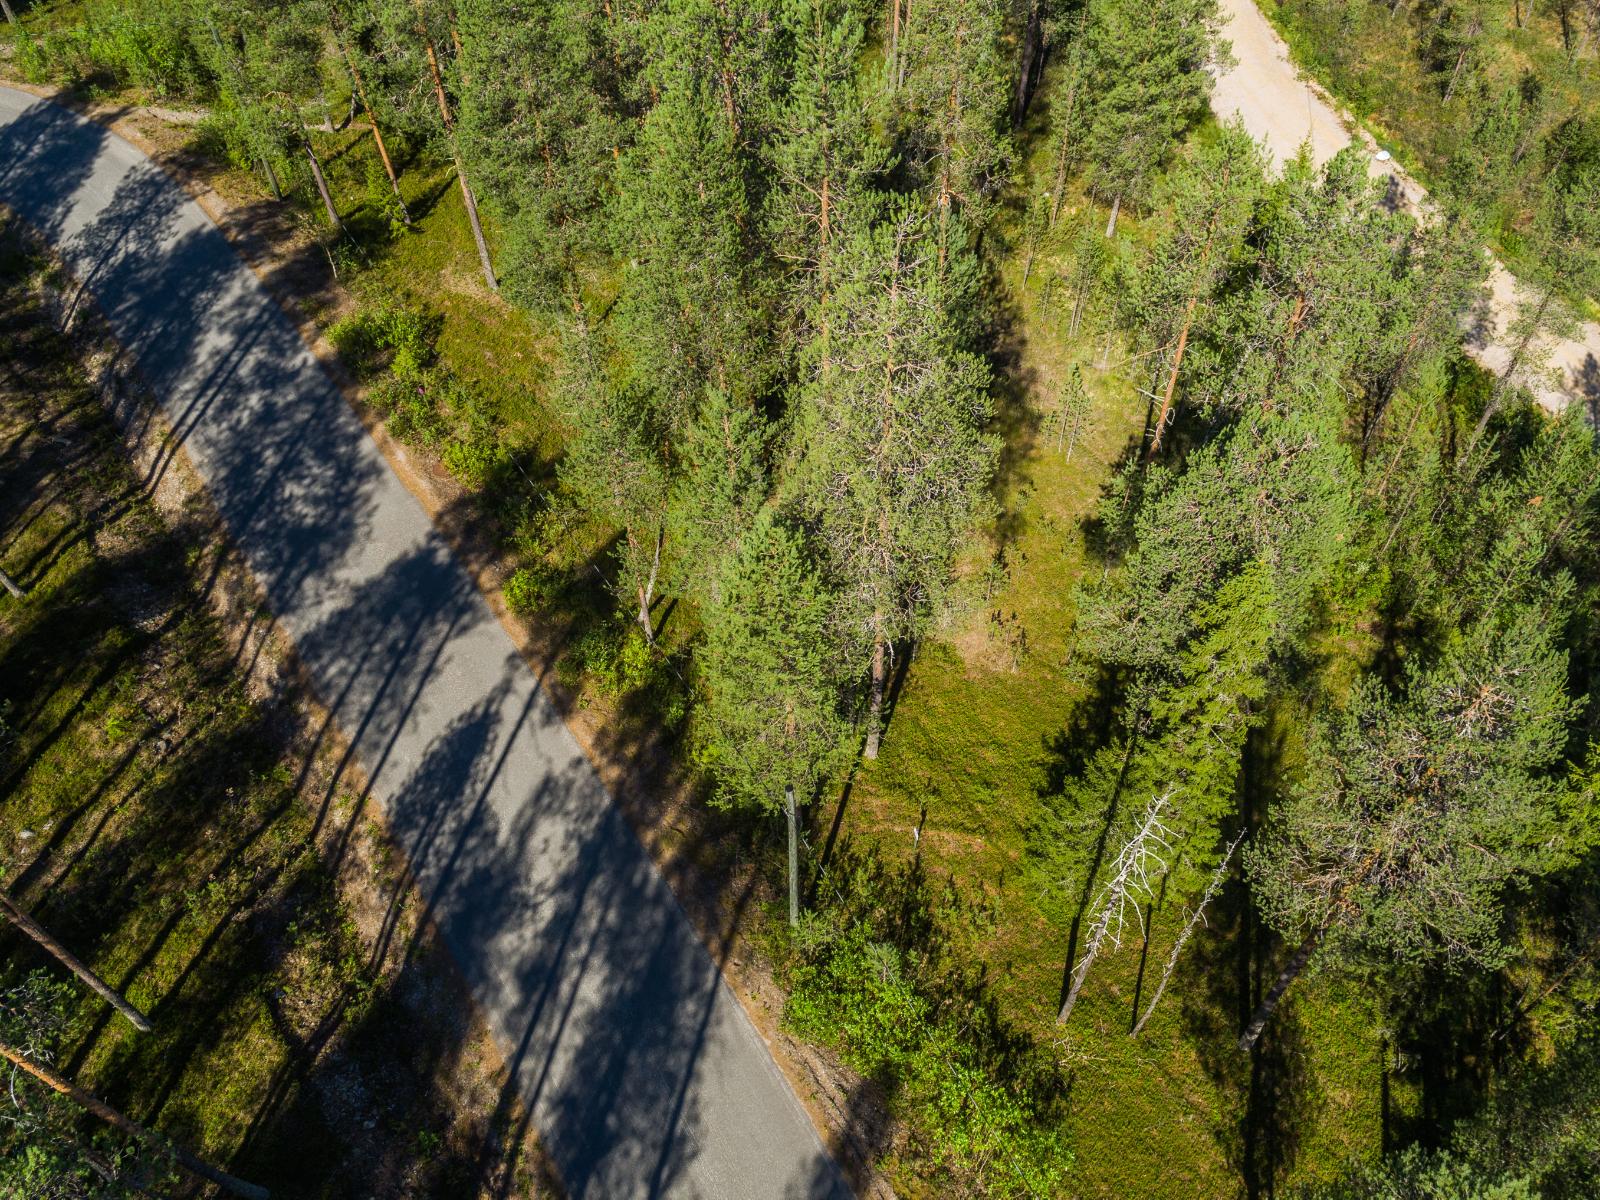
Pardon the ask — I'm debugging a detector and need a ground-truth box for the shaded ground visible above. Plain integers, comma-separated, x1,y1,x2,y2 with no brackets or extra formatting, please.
0,213,559,1197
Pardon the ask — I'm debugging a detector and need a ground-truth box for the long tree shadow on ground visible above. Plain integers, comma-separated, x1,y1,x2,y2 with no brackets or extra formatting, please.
1181,725,1319,1200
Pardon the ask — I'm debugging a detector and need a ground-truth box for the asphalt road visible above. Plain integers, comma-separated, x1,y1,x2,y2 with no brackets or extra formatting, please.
0,86,851,1200
1210,0,1600,416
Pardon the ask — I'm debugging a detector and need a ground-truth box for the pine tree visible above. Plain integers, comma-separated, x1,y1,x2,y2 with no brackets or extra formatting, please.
762,0,888,325
454,0,618,310
1079,0,1227,235
667,388,770,613
695,508,849,812
895,0,1011,262
1054,362,1092,461
1128,120,1265,454
695,509,851,923
401,0,498,290
789,202,996,759
610,3,775,417
1180,148,1411,423
1242,605,1577,1051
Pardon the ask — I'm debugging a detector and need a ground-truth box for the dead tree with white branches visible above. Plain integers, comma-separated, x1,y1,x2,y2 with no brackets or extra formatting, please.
1058,789,1174,1024
1130,829,1245,1037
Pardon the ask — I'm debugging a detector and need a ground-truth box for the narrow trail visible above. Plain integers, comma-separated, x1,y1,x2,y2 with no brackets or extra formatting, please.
1210,0,1600,415
0,85,851,1200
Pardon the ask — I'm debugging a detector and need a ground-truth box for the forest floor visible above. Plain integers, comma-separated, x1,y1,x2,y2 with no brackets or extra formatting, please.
0,38,1419,1200
0,212,561,1197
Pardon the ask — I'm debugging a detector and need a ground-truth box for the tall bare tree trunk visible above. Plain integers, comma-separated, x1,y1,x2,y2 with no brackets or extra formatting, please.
1238,923,1324,1052
1047,9,1090,227
414,1,498,291
1013,0,1047,126
340,39,410,225
0,1040,270,1199
0,565,25,599
897,0,912,88
863,629,888,760
1104,193,1121,239
1148,175,1226,456
1131,831,1243,1037
0,889,152,1032
1,1,17,27
889,0,902,90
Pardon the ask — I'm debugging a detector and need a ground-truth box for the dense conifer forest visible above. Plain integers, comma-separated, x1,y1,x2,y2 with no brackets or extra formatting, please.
2,0,1599,1195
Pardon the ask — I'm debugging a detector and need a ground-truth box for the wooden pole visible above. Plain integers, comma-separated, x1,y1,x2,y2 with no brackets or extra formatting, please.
785,786,800,928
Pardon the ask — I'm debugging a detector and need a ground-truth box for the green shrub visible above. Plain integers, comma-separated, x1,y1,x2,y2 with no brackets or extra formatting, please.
782,912,1071,1197
329,305,435,381
504,564,560,616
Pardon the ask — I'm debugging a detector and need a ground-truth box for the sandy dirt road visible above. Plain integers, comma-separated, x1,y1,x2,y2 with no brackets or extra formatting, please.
1210,0,1600,415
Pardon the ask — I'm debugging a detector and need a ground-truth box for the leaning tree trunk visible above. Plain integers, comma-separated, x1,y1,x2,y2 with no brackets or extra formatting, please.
0,889,152,1032
1465,285,1556,460
340,38,410,225
301,135,344,232
1104,194,1122,239
0,565,25,599
1148,175,1227,457
0,1040,270,1199
1238,922,1325,1052
1,1,17,27
1131,831,1243,1037
414,0,498,291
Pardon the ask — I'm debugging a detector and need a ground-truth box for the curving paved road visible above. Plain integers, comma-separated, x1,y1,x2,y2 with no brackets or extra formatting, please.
0,85,850,1200
1210,0,1600,415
